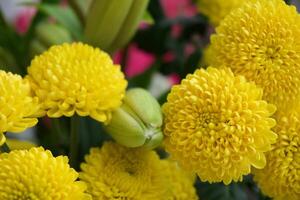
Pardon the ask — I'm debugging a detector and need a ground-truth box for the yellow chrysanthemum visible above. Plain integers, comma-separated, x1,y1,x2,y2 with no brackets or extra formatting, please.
254,107,300,200
0,70,39,146
163,67,277,184
27,42,127,123
80,142,170,199
209,0,300,110
0,147,91,200
162,160,198,200
197,0,246,26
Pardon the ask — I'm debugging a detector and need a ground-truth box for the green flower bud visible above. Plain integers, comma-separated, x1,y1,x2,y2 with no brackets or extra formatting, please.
105,88,163,149
29,39,47,58
29,22,72,57
84,0,149,53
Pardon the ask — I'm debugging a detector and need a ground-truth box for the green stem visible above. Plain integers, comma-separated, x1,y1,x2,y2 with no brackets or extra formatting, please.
52,118,68,142
0,10,6,26
0,142,10,153
69,115,80,168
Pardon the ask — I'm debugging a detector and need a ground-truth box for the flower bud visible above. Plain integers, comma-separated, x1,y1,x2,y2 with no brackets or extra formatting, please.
105,88,163,149
29,22,72,57
84,0,149,53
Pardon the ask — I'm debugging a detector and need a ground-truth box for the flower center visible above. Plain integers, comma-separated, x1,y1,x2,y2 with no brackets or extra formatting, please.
194,112,238,150
125,166,136,175
197,112,220,133
265,46,281,62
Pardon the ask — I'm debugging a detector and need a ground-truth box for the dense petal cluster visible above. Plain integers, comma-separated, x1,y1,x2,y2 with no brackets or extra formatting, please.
27,43,127,123
209,0,300,110
80,142,199,199
0,147,90,200
162,160,198,200
0,71,39,145
197,0,246,26
254,108,300,200
163,67,277,184
80,142,170,199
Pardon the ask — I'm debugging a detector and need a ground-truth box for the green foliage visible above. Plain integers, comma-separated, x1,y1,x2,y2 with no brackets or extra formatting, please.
37,4,82,39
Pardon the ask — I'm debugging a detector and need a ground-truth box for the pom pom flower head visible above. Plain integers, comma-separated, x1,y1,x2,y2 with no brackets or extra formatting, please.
162,160,198,200
0,70,39,146
254,107,300,200
209,0,300,110
80,142,170,199
0,147,90,200
163,67,277,184
27,42,127,123
197,0,246,26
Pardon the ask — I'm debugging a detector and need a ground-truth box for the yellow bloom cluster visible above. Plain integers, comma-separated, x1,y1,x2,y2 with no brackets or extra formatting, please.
197,0,246,26
254,107,300,200
27,43,127,123
163,67,277,184
162,160,198,200
195,0,300,198
80,142,198,199
208,0,300,111
0,70,39,146
0,147,90,200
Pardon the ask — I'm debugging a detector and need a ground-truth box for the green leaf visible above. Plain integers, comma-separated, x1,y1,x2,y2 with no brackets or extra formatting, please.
0,23,27,74
0,46,21,74
37,4,82,39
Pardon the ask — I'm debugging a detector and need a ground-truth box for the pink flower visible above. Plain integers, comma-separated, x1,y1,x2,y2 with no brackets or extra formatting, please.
14,7,36,34
161,0,197,19
161,0,197,37
168,73,181,85
113,44,155,78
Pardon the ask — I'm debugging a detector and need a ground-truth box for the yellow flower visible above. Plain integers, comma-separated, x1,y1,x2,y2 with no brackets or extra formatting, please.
254,108,300,200
27,43,127,123
0,147,91,200
197,0,246,26
80,142,170,199
0,71,39,146
163,67,277,184
208,0,300,111
162,160,198,200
